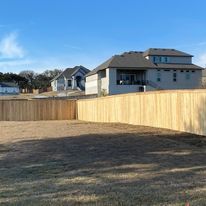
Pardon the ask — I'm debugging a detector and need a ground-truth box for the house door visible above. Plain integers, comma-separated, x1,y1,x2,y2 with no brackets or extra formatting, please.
76,76,84,90
76,76,81,87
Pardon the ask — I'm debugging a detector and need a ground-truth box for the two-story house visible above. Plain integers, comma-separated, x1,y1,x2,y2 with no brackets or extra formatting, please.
85,48,203,95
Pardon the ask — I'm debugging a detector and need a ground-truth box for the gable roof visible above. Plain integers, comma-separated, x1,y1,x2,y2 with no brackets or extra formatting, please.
0,82,19,87
143,48,193,57
52,65,90,81
86,51,156,76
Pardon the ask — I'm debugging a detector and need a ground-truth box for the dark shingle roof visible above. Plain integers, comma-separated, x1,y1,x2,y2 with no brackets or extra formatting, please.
0,82,19,87
52,65,90,81
143,48,193,57
155,63,202,70
86,52,156,76
86,49,203,77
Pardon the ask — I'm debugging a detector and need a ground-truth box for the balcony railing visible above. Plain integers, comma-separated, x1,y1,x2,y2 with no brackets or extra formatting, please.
117,80,147,85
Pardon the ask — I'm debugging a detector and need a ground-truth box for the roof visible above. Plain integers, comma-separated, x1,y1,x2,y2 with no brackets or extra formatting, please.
143,48,193,57
52,65,90,81
155,63,202,70
86,49,202,77
0,82,19,87
86,52,156,76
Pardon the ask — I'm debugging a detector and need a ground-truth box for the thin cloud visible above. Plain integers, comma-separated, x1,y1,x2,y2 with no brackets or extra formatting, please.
0,32,25,59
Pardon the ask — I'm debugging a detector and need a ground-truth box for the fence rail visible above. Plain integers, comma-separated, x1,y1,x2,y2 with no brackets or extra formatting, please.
0,99,76,121
77,90,206,136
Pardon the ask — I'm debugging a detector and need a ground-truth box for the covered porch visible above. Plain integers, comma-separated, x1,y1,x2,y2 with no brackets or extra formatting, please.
116,69,147,85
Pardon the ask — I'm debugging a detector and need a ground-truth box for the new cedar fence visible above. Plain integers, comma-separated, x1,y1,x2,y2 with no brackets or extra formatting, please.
77,90,206,136
0,99,76,121
1,90,206,136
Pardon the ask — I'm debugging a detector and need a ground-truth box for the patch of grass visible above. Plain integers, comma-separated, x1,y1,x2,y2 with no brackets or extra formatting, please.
0,121,206,205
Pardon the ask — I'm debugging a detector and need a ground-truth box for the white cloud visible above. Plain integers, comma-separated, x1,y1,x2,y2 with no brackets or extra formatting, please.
0,32,25,59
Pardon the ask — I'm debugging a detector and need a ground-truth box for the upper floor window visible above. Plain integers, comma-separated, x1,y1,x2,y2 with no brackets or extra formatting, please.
153,56,169,63
161,57,168,63
153,56,159,63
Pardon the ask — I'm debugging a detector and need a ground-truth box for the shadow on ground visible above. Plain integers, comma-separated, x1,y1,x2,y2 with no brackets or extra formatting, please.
1,130,206,205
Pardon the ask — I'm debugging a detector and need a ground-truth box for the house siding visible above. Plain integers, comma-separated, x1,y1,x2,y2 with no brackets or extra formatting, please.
85,74,98,95
146,69,202,90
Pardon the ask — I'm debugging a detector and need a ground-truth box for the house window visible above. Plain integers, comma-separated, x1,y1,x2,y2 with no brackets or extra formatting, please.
186,73,190,80
161,57,168,63
173,73,177,82
157,72,161,82
153,56,161,63
68,80,72,87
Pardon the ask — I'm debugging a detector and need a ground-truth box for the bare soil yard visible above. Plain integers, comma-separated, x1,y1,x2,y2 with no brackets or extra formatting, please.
0,121,206,205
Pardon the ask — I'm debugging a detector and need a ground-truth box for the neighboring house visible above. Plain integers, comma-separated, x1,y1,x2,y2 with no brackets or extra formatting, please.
51,66,90,91
0,82,20,95
85,48,203,95
202,69,206,88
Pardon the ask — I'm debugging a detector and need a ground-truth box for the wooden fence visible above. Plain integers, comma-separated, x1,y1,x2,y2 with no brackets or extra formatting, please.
77,90,206,136
0,99,76,121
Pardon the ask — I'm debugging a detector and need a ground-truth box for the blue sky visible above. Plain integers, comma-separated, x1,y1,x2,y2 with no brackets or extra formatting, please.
0,0,206,73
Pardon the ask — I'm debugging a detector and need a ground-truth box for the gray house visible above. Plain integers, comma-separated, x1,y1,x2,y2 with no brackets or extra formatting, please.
0,82,20,95
85,48,203,95
202,69,206,88
51,66,90,91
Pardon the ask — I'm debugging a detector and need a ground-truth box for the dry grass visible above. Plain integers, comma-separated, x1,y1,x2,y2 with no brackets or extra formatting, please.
0,121,206,205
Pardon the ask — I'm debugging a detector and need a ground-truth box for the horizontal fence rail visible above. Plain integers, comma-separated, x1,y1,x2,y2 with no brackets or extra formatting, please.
77,90,206,136
0,99,76,121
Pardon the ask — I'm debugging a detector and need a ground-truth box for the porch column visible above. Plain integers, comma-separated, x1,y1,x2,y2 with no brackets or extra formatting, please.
72,76,77,89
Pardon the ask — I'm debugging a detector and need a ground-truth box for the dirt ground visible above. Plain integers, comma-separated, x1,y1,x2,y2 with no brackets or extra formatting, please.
0,121,206,206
